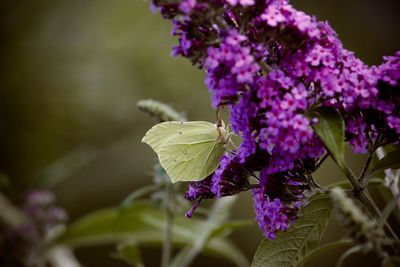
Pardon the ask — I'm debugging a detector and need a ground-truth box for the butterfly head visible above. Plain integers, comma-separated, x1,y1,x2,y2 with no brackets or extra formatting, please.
215,120,230,144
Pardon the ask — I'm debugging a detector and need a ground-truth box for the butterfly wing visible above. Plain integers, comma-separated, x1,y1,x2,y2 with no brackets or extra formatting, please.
158,127,226,183
142,121,215,154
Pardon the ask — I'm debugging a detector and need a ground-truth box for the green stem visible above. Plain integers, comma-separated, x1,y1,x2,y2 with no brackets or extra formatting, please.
169,197,239,267
378,194,400,230
376,147,400,211
359,152,373,183
325,140,400,249
339,163,400,251
46,246,82,267
120,185,158,209
161,183,173,267
307,174,327,191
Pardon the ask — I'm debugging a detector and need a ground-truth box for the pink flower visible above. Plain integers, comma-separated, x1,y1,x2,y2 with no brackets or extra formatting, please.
179,0,196,14
226,0,255,6
261,6,286,27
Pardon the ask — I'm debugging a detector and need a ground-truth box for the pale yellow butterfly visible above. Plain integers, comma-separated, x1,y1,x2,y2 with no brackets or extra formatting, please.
142,121,229,183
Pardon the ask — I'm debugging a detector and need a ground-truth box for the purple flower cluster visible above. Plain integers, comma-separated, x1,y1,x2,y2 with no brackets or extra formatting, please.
184,154,249,216
205,31,260,106
210,154,248,198
0,190,67,266
152,0,400,239
375,52,400,135
252,169,308,239
337,51,400,154
24,190,68,233
252,190,293,240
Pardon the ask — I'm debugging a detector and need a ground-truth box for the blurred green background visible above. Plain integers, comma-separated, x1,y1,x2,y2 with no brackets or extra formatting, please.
0,0,399,266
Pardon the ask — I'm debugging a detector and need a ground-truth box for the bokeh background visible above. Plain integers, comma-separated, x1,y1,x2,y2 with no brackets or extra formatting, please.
0,0,399,266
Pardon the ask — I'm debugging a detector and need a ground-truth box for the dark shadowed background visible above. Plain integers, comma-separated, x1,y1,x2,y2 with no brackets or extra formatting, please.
0,0,399,266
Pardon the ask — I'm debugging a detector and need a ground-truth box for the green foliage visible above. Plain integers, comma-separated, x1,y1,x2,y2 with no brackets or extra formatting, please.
327,178,383,189
112,241,144,267
142,121,228,183
297,240,352,266
53,201,248,267
378,194,400,229
251,194,332,267
210,220,253,238
120,185,158,209
377,185,400,226
167,196,249,267
370,149,400,175
308,107,345,168
330,187,383,249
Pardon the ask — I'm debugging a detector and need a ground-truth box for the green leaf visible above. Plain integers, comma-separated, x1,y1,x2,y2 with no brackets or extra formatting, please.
326,178,382,189
297,240,352,266
377,186,400,224
112,241,145,267
251,194,332,267
170,240,249,267
308,107,345,168
120,185,158,209
169,246,193,267
377,194,400,229
210,220,253,238
168,196,249,267
370,149,400,175
53,201,247,267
